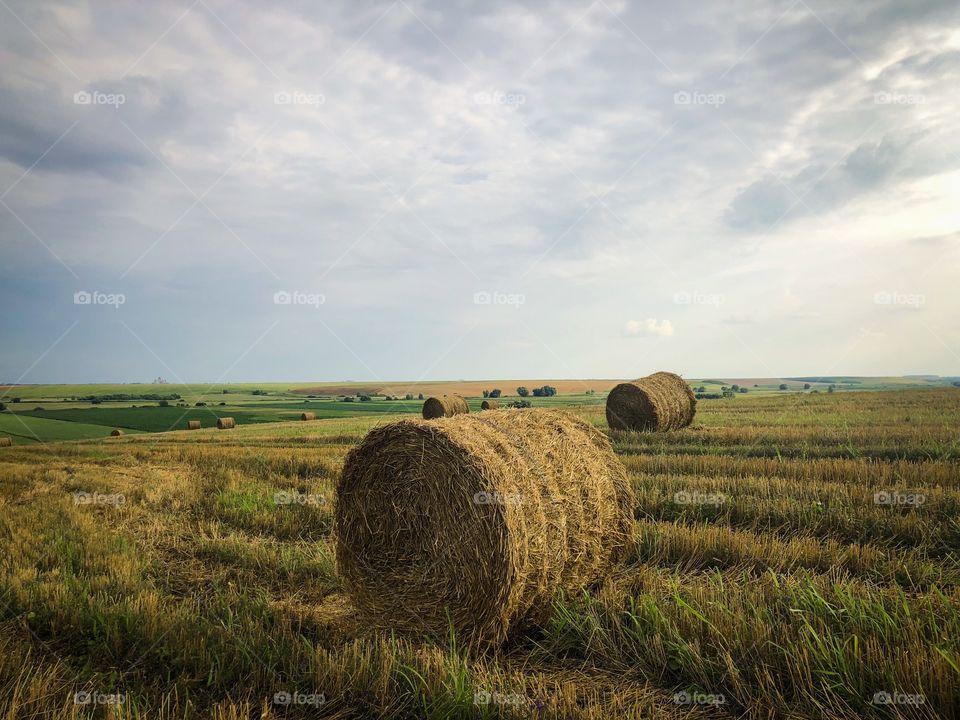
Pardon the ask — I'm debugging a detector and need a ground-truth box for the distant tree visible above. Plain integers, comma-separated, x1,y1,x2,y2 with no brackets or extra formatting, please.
342,396,354,402
508,399,532,408
359,394,372,402
722,389,736,398
778,383,788,390
90,399,101,405
489,389,502,398
218,402,226,406
828,385,836,393
517,386,529,397
721,386,728,391
418,393,424,400
532,387,544,397
482,390,490,398
251,389,267,396
739,387,748,393
803,383,811,390
195,401,206,407
12,398,21,403
753,384,759,387
0,403,5,412
222,389,229,394
697,386,707,393
952,381,960,388
405,393,414,400
158,400,169,407
731,384,740,391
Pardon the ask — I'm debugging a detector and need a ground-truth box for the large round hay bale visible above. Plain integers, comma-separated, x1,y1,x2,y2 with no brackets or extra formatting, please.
421,395,469,419
605,371,696,432
110,429,124,437
216,417,235,429
186,420,201,430
480,399,500,410
334,408,635,646
300,411,316,421
0,437,12,447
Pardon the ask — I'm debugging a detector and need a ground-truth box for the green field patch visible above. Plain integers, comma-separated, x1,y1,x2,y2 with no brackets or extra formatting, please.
0,412,135,443
13,407,291,433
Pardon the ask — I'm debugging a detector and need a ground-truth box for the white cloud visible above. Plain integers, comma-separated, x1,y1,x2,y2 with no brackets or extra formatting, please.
624,319,674,337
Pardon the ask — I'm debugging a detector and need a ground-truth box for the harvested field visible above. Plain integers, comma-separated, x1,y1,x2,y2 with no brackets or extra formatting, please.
1,389,958,719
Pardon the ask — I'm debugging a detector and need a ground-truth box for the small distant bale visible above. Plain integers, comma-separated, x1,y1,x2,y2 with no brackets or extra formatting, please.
606,371,696,432
0,437,12,447
110,429,124,437
216,417,236,429
334,408,634,647
186,420,201,430
300,411,316,421
480,399,500,410
422,395,469,419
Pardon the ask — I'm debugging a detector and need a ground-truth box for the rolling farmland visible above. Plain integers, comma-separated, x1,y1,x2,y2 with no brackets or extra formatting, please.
1,387,957,718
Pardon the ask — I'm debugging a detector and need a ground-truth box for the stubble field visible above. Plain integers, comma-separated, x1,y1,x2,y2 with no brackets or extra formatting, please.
1,388,958,719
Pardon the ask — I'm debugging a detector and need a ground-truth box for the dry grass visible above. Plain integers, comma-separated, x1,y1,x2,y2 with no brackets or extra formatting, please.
0,389,958,718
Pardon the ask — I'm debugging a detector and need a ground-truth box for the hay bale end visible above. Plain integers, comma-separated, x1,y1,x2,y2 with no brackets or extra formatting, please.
334,408,634,646
421,395,469,419
605,371,696,432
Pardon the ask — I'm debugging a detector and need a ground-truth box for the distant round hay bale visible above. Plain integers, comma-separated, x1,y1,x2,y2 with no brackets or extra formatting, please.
606,371,696,432
300,411,316,421
480,399,500,410
186,420,201,430
334,408,635,646
216,417,235,429
0,437,11,447
421,395,469,419
110,429,124,437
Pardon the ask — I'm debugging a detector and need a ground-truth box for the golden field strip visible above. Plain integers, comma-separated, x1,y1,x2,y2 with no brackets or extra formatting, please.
0,389,958,718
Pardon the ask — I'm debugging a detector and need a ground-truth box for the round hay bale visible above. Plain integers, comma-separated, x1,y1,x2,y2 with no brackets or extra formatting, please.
300,411,316,421
605,371,696,432
480,399,500,410
334,408,635,646
110,429,124,437
0,437,12,447
216,417,236,430
421,395,469,419
186,420,201,430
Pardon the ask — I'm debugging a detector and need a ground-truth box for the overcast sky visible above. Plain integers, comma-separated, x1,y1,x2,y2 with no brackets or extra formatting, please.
1,0,958,383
